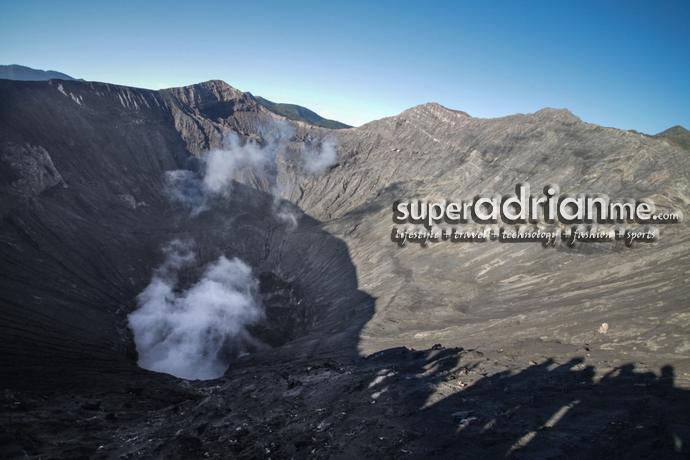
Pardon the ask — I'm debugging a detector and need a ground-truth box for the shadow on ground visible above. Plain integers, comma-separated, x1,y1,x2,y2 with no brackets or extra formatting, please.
359,346,689,458
2,344,688,458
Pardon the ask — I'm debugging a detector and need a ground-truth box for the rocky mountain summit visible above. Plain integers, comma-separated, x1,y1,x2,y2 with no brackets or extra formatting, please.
0,78,688,458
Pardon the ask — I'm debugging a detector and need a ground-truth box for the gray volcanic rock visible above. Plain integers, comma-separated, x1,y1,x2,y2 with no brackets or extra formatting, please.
266,102,689,365
158,80,281,155
0,78,688,458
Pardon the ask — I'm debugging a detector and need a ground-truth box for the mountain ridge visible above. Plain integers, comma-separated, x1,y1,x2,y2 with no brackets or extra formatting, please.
0,64,80,81
1,65,684,137
654,125,690,151
246,93,352,129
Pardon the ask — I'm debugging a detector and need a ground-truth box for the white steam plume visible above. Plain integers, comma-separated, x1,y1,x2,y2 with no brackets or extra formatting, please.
272,194,300,231
203,132,276,195
164,170,209,216
139,125,340,379
128,239,264,380
163,124,339,231
302,138,338,174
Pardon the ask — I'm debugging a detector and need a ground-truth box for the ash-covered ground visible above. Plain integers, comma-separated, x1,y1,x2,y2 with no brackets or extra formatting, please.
3,342,689,459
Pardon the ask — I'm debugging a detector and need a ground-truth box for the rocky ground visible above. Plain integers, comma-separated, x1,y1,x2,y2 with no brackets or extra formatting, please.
2,340,689,459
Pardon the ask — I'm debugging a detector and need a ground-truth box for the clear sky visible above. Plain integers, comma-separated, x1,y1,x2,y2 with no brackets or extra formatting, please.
1,1,688,133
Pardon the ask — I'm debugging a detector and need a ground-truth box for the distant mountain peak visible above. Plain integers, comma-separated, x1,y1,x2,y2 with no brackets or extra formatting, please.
657,125,689,136
534,107,576,116
401,102,471,119
245,92,352,129
531,107,582,124
0,64,79,82
654,125,690,151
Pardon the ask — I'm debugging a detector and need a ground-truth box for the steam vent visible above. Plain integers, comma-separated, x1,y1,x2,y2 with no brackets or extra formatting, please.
1,79,689,458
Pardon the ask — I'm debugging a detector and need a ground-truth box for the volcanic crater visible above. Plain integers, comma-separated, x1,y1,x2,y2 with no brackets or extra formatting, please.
1,78,689,459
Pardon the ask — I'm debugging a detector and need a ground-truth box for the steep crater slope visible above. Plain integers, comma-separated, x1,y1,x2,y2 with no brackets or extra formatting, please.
269,103,690,368
0,79,372,387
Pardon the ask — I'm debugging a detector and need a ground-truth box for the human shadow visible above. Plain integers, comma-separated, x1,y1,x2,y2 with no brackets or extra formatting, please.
362,345,690,459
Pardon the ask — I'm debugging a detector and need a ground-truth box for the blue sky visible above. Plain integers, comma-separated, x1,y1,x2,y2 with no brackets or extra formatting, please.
1,1,688,133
